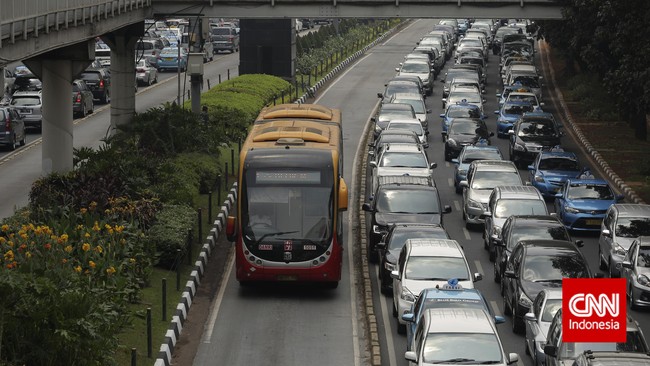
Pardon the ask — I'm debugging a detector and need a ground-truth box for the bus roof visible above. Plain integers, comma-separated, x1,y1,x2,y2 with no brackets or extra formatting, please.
257,103,338,121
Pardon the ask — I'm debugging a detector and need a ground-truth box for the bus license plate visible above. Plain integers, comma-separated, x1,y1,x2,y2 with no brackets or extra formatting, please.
277,275,298,281
586,219,601,226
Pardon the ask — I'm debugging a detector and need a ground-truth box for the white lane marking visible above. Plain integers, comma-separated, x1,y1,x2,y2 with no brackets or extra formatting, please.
454,200,461,212
490,300,503,317
474,260,484,277
463,228,471,240
447,178,453,187
202,246,235,343
375,266,398,366
314,54,372,104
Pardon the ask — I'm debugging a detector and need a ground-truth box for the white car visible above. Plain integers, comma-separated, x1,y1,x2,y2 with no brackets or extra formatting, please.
369,142,436,193
395,61,433,95
405,308,519,366
392,238,482,334
386,118,428,145
389,92,432,132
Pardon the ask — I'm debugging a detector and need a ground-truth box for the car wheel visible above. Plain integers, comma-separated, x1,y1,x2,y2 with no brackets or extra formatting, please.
629,286,638,310
19,128,26,146
368,248,379,264
512,303,524,334
598,247,607,271
8,134,16,151
609,257,618,278
102,91,110,104
81,103,87,118
455,185,461,194
153,74,158,84
489,246,496,262
148,76,153,86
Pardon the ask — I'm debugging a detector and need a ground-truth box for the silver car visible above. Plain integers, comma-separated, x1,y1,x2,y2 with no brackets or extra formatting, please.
135,59,158,86
524,289,562,366
621,237,650,309
389,93,431,133
369,142,435,193
460,160,522,227
395,60,433,95
10,90,42,130
599,204,650,277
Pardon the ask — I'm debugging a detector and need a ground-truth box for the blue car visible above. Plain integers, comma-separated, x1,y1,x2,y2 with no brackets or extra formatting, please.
496,84,533,109
157,47,188,72
554,179,624,232
528,150,582,197
494,99,536,137
401,281,505,350
451,144,503,193
440,101,485,141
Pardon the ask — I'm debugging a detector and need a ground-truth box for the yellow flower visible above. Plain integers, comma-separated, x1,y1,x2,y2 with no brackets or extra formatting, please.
34,226,43,235
61,258,68,264
92,222,100,232
94,245,103,254
82,243,91,252
60,233,69,242
4,250,14,261
120,239,126,245
76,224,84,230
106,266,116,275
89,201,97,210
6,241,13,248
74,266,82,273
129,258,136,264
64,245,73,253
0,237,6,244
25,251,32,259
88,260,96,269
19,233,27,240
1,224,8,232
115,225,124,234
84,232,91,238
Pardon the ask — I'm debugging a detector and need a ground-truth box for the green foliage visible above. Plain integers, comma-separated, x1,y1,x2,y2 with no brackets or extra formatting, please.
565,73,618,120
152,153,220,204
212,74,290,103
147,204,196,268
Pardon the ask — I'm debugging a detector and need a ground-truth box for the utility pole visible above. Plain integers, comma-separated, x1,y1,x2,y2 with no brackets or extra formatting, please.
188,17,203,114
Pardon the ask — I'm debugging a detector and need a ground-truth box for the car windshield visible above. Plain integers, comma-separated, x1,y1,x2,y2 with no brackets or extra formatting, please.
449,121,482,135
448,106,482,119
375,189,440,214
405,256,470,281
494,199,547,218
471,171,521,189
508,94,537,105
211,28,232,35
388,229,448,250
508,225,570,250
136,42,154,50
378,135,419,146
422,333,502,364
615,217,650,238
460,58,483,67
393,99,425,114
637,247,650,268
504,103,534,115
518,121,557,137
460,39,483,47
10,97,40,106
522,254,589,282
401,63,429,73
379,110,416,122
512,75,540,88
567,184,614,200
538,158,579,171
449,93,481,105
559,332,648,359
387,123,423,136
386,83,419,97
379,152,427,168
541,299,562,322
461,150,502,164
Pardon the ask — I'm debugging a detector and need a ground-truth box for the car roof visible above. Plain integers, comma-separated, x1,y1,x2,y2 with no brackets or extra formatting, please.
539,151,578,159
493,185,542,199
406,238,463,257
509,215,563,226
402,59,429,65
380,103,414,111
461,145,501,153
539,288,563,300
612,204,650,217
378,129,419,137
390,223,445,231
381,142,423,152
424,308,495,334
391,93,425,100
11,91,41,96
578,351,650,366
471,160,517,171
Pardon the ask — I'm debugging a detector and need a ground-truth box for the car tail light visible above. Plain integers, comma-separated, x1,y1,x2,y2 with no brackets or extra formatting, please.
136,68,145,72
5,116,10,131
75,93,81,103
99,79,104,88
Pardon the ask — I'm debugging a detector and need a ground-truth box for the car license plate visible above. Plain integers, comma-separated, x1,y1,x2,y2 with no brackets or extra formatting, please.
20,108,31,113
586,219,601,226
277,275,298,281
164,57,174,61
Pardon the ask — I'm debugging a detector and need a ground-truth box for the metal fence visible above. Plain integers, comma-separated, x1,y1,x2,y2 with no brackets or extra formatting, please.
0,0,150,48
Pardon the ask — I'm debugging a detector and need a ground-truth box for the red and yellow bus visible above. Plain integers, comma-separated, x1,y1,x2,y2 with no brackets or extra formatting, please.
226,104,348,288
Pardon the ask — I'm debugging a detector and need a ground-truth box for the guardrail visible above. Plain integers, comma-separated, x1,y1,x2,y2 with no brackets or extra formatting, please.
0,0,150,48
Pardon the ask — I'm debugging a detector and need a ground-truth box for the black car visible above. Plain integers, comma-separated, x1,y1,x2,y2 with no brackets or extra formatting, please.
0,106,26,150
80,68,111,104
368,129,424,162
11,73,41,94
362,179,451,263
508,116,562,168
503,239,591,334
377,223,449,294
444,118,493,161
72,79,94,118
493,215,579,285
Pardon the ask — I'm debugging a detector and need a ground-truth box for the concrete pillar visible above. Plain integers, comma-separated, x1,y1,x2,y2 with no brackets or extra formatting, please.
41,60,73,174
102,22,143,134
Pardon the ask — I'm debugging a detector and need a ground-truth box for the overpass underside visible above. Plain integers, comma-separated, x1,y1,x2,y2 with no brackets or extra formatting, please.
150,0,563,19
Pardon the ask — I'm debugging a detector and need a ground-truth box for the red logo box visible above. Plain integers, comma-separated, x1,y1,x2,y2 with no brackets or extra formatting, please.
562,278,626,342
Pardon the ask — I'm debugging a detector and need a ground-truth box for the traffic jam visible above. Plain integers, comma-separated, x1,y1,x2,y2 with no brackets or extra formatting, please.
363,18,650,366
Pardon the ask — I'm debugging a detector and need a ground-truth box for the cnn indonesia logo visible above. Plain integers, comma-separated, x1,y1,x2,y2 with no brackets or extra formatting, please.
562,278,626,342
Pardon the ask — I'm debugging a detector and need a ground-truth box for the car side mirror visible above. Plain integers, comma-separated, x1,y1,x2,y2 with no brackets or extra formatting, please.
494,110,499,114
405,351,417,362
395,67,400,72
451,158,459,164
482,99,487,103
459,180,468,188
443,205,452,214
362,203,372,212
439,113,445,118
554,193,562,199
390,270,400,279
601,229,611,237
524,312,536,322
575,240,584,247
544,344,557,357
377,92,383,98
616,194,625,202
507,353,519,365
495,315,506,324
402,313,415,323
496,93,501,98
442,98,447,103
430,162,438,169
376,241,386,250
622,261,633,270
527,165,534,171
473,272,483,282
371,117,376,123
504,270,516,278
369,161,378,168
539,102,545,107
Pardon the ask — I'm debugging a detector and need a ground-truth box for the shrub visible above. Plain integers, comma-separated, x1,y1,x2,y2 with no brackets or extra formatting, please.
147,204,196,268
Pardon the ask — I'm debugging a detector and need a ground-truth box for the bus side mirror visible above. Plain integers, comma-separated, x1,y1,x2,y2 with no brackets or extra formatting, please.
226,216,237,242
339,177,348,211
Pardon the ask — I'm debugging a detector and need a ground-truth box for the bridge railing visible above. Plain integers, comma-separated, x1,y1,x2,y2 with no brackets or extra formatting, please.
0,0,151,48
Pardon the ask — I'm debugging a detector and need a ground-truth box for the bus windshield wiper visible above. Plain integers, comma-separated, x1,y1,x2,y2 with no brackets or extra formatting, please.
254,231,299,246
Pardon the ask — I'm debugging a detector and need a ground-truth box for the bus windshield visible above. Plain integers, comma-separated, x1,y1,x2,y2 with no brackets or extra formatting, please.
242,170,334,247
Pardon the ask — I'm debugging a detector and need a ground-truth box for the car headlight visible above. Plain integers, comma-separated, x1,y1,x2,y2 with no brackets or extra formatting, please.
514,143,526,151
458,169,467,176
518,292,533,309
638,275,650,287
372,225,385,234
536,341,546,352
468,199,482,209
493,226,502,238
534,175,545,183
374,124,382,133
612,243,627,256
400,287,416,302
564,206,580,214
384,261,396,272
447,138,457,147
